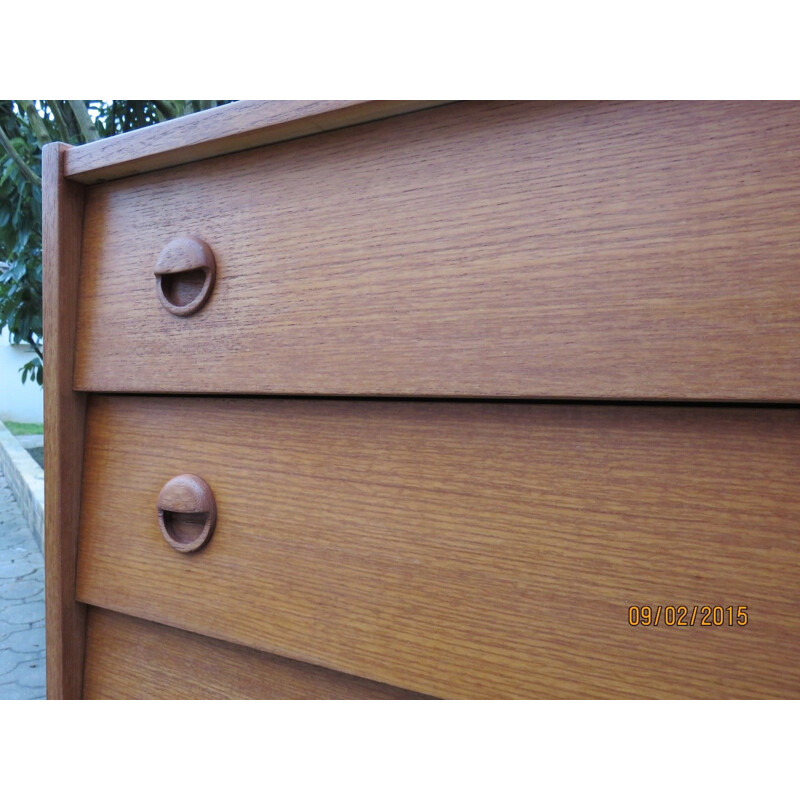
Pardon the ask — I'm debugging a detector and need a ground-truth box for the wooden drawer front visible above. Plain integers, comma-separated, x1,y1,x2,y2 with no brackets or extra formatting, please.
75,101,800,401
83,607,428,699
76,395,800,699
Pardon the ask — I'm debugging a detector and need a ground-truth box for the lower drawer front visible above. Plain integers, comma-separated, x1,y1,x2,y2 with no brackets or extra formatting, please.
83,607,427,699
77,395,800,698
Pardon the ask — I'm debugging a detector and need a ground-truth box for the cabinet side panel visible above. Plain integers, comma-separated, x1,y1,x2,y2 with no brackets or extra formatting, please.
43,142,87,699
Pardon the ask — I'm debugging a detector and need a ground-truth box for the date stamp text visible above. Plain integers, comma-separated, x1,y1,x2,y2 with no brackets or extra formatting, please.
628,605,749,627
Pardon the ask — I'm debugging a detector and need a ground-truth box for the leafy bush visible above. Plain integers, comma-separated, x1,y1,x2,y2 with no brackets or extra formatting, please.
0,101,42,384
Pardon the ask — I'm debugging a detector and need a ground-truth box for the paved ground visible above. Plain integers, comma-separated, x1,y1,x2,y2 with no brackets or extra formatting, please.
0,464,45,700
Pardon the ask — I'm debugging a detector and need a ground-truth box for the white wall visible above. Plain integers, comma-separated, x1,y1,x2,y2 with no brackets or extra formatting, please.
0,327,43,423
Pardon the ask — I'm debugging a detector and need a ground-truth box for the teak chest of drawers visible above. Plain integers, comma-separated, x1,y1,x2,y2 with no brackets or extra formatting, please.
45,100,800,699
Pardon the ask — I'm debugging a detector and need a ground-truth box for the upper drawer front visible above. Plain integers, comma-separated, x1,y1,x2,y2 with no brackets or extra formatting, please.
75,101,800,401
76,395,800,698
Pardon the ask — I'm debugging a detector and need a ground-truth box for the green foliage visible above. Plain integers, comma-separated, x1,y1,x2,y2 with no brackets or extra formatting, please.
0,101,231,386
0,101,42,385
4,421,43,435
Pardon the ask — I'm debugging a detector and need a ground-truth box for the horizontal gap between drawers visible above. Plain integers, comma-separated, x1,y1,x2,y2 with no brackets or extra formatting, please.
70,389,800,410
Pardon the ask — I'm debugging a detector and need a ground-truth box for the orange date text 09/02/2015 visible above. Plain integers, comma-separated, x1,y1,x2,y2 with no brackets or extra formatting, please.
628,606,749,627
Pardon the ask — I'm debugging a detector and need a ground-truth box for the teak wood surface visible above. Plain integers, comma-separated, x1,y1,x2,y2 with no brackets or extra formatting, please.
76,395,800,699
42,143,87,700
46,101,800,700
74,101,800,401
83,607,428,699
63,101,451,184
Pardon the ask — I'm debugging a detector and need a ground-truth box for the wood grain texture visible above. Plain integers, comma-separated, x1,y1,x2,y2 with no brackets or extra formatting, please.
83,607,429,699
42,143,87,699
63,100,451,184
74,101,800,401
76,395,800,699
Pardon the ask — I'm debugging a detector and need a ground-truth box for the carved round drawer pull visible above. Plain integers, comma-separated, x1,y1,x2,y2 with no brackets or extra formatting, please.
154,236,216,316
157,474,217,553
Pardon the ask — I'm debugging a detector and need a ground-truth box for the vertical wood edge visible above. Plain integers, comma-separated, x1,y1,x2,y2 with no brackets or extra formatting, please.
43,142,88,699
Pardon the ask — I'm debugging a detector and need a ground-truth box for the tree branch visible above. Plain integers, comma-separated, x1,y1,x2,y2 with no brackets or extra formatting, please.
153,100,178,120
0,123,41,187
16,101,52,146
26,335,43,361
46,100,73,143
67,100,100,142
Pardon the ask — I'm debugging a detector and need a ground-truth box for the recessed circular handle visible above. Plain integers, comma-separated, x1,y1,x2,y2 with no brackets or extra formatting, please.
157,474,217,553
154,236,216,316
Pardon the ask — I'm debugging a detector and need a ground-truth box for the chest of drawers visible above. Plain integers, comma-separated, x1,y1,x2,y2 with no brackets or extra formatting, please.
44,100,800,698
